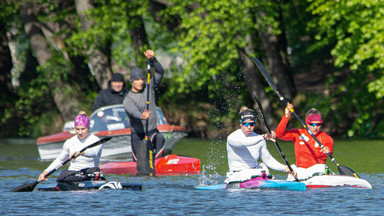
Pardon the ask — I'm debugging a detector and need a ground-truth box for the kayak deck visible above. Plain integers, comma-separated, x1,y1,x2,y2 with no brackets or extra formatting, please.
37,181,142,191
196,176,306,191
196,175,372,190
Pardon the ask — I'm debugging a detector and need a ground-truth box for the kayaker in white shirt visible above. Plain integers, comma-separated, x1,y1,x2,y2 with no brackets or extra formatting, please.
225,106,292,184
38,111,104,182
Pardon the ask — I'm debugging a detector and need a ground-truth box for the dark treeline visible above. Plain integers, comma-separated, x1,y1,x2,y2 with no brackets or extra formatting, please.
1,0,383,139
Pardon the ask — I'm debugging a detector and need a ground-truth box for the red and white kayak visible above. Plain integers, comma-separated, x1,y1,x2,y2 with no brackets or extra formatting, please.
100,154,201,176
303,175,372,189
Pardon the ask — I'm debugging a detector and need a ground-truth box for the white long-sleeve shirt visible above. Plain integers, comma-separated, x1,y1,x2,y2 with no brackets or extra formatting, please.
226,129,286,172
44,134,102,173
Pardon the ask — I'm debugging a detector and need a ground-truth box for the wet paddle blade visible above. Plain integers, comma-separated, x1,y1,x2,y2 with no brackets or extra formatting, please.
11,181,39,192
136,139,155,176
146,139,155,176
338,165,360,178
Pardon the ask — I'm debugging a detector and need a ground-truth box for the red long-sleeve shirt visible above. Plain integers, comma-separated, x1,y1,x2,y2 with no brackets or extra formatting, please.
275,115,334,168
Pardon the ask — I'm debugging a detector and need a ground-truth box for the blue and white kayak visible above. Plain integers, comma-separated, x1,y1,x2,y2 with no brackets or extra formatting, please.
196,176,306,191
37,181,142,191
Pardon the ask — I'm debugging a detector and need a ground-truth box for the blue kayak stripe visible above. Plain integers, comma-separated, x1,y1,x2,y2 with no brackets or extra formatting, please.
195,180,306,191
195,184,226,190
259,180,306,191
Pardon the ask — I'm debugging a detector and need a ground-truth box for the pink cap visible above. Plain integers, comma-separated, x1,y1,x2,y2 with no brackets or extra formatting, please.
74,114,90,129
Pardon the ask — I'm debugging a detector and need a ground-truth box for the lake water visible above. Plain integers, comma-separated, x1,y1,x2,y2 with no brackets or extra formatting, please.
1,138,383,215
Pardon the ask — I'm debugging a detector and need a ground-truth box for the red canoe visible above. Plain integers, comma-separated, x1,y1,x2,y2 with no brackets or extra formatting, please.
100,154,201,176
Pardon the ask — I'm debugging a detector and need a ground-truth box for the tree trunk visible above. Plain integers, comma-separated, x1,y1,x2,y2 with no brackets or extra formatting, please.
149,0,181,33
20,4,79,121
0,26,14,101
257,10,296,101
0,22,17,137
238,49,273,124
74,0,112,89
35,0,97,94
55,0,98,93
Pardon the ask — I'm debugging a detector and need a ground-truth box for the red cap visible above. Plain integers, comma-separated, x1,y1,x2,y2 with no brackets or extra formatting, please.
306,114,323,124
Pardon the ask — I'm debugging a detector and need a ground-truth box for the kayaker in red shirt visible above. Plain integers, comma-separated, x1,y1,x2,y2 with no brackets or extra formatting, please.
275,102,334,181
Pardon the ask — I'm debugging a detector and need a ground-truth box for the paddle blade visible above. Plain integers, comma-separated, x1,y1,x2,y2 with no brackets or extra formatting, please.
338,165,360,178
11,181,39,192
253,57,282,98
147,140,155,176
136,139,155,176
253,94,270,132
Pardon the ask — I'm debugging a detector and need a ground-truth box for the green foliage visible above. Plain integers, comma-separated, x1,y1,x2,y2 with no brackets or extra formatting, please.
162,0,252,93
12,75,55,137
67,0,150,67
3,0,384,139
0,1,19,25
159,1,258,129
8,46,82,137
158,0,294,136
368,77,384,98
307,0,384,137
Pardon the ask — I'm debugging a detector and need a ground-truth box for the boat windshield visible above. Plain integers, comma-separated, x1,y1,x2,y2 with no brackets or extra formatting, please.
156,107,168,125
89,106,129,132
88,105,168,132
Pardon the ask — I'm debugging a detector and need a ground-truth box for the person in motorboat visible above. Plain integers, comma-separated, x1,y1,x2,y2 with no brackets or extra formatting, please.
225,106,293,187
275,102,334,181
38,111,105,188
92,72,128,112
123,49,165,174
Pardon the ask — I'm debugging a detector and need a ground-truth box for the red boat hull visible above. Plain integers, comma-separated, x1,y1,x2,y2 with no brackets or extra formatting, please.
100,154,201,176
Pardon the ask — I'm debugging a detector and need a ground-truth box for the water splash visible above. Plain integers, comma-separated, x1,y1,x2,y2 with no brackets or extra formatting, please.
198,165,223,186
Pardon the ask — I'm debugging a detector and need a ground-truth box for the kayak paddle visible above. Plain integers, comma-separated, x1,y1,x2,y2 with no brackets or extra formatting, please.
253,93,299,181
137,58,155,176
253,57,360,178
11,136,112,192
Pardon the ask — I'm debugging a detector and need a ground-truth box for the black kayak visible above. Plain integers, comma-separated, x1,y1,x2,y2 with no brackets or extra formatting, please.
37,181,142,191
